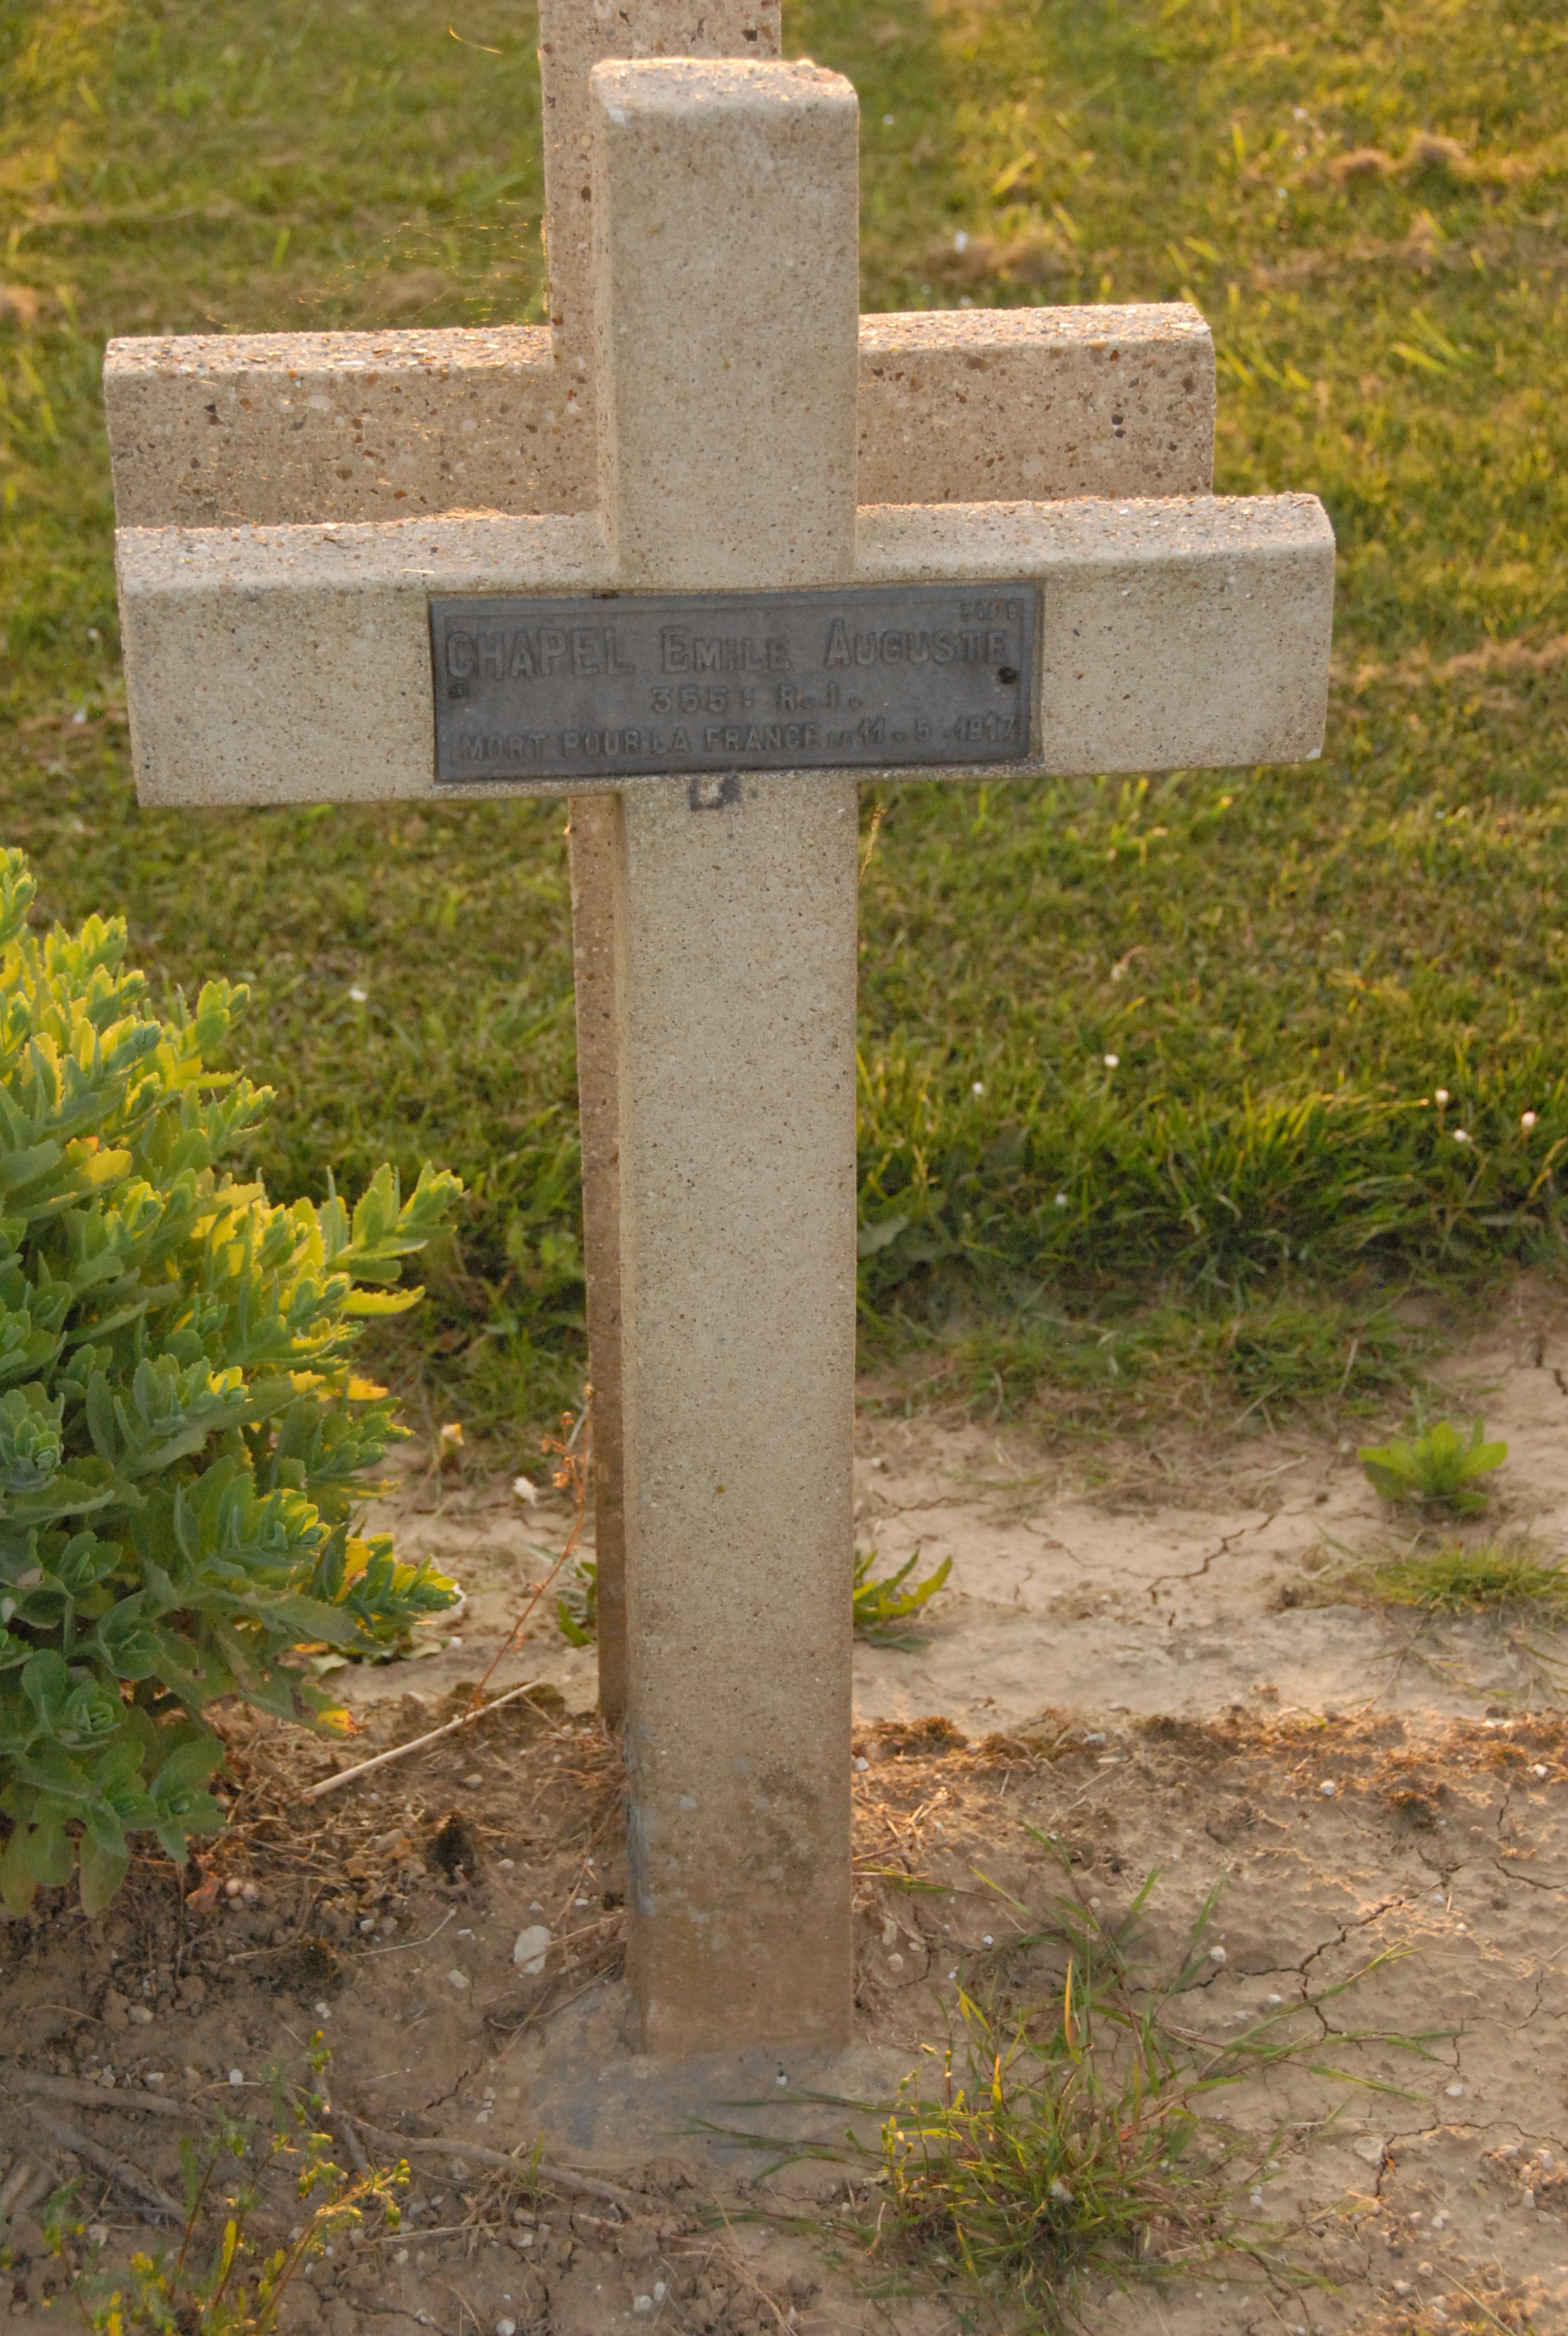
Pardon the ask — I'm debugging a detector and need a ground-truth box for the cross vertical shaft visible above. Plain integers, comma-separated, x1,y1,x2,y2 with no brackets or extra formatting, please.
544,4,786,1729
591,57,861,2051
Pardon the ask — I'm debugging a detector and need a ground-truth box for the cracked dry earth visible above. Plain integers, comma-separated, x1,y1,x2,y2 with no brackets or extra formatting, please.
2,1298,1567,2334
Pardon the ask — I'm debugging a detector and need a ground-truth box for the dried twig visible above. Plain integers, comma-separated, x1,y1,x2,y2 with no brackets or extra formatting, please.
300,1679,550,1803
340,2113,641,2215
0,2156,47,2219
492,1972,610,2046
332,2109,371,2177
34,2112,184,2224
468,1401,590,1707
4,2071,191,2121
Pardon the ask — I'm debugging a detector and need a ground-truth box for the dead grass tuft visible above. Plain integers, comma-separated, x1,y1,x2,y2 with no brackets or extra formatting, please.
862,1716,971,1760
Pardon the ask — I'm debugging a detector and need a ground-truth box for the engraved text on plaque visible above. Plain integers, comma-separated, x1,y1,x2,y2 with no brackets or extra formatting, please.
430,584,1037,785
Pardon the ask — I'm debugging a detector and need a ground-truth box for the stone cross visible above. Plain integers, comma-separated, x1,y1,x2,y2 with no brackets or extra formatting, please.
106,38,1332,2060
104,0,1224,1742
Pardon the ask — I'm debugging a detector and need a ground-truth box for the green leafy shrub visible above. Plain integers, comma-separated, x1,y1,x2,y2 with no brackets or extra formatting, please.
1359,1414,1508,1516
0,849,461,1917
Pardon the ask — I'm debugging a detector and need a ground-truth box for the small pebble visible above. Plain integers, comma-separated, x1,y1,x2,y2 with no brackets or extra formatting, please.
496,2321,517,2335
1320,1780,1337,1798
227,2069,244,2087
448,1969,471,1991
513,1925,552,1975
1208,1945,1228,1965
632,2299,653,2317
853,1756,869,1772
1445,2082,1464,2098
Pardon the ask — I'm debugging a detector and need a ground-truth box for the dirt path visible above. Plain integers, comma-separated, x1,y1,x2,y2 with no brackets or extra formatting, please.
2,1295,1566,2334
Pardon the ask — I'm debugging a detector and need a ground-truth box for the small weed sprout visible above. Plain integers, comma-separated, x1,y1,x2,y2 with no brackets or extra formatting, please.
36,2175,84,2260
556,1554,598,1646
1359,1413,1507,1516
554,1537,953,1651
853,1544,953,1648
77,2041,404,2336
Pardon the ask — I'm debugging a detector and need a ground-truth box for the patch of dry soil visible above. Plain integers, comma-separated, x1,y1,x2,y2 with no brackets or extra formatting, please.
354,1299,1568,1737
2,1297,1566,2334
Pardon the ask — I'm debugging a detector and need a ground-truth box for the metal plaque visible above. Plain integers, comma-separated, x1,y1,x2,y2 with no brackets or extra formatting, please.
429,584,1036,786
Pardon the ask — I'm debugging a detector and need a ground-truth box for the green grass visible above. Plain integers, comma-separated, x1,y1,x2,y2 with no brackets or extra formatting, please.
1,0,1565,1435
1356,1537,1568,1613
858,1865,1410,2331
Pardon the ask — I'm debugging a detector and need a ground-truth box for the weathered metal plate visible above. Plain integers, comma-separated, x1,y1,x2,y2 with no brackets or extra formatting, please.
429,584,1036,785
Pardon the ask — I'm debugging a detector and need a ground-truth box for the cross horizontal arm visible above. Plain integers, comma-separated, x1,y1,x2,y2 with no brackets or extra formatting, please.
115,491,1331,805
102,303,1213,529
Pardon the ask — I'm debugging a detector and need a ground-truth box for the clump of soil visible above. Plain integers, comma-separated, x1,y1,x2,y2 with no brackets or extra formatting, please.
430,1809,482,1883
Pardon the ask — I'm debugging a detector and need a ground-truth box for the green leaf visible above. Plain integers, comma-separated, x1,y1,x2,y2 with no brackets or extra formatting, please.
853,1546,953,1648
79,1825,129,1917
22,1820,72,1886
0,1821,39,1916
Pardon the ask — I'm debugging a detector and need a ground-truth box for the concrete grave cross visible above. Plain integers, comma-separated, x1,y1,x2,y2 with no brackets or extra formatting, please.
104,0,1228,1740
106,52,1334,2061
